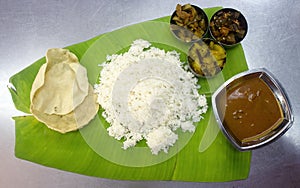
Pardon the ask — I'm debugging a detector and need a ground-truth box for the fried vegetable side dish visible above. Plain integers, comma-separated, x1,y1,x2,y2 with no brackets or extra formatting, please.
188,39,226,77
170,4,208,42
210,9,247,45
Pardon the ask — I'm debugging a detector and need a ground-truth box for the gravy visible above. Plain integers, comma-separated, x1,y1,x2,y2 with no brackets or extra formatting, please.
217,75,284,145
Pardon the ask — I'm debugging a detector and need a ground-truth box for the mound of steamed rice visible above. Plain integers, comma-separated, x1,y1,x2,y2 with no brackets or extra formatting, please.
94,39,207,155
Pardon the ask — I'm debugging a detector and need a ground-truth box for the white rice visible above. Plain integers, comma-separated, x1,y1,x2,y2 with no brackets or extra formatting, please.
94,39,208,155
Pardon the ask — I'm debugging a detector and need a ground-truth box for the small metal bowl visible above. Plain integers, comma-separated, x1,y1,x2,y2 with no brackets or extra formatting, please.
209,8,248,48
212,68,294,151
170,4,208,43
187,38,226,78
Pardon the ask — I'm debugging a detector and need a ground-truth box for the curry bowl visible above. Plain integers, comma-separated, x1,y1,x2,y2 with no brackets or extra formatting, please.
212,68,293,151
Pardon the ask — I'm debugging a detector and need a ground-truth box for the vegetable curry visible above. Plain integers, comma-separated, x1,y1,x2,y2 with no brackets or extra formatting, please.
216,74,284,146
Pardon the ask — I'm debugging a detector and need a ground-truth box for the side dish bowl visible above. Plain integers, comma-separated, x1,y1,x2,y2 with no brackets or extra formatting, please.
170,4,208,43
188,38,226,78
209,8,248,47
212,68,293,151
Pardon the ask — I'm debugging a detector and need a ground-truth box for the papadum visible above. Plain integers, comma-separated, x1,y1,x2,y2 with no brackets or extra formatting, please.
30,48,99,133
31,86,99,133
31,48,89,115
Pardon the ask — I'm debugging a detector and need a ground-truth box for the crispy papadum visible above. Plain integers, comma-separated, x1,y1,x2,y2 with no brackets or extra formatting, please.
30,48,89,115
30,48,99,133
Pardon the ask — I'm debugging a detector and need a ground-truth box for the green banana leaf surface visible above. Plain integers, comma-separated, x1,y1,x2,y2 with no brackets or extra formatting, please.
9,7,251,182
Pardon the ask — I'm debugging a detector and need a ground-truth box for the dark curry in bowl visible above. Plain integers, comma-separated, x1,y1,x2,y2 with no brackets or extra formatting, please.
212,69,293,150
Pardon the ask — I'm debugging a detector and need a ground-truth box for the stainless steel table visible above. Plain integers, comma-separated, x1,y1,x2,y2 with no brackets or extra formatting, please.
1,0,299,187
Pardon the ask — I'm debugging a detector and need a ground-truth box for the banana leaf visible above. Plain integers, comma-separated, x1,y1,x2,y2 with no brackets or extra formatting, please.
8,7,251,182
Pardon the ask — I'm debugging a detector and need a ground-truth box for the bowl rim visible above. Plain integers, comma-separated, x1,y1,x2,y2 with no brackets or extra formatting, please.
209,7,248,47
211,68,294,151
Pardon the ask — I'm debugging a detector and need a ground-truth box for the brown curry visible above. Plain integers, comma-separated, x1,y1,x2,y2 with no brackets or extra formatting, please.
217,75,284,146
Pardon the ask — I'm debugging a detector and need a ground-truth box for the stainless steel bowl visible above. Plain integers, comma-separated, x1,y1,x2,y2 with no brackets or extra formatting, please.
170,4,208,43
212,68,294,151
209,8,248,48
187,38,226,78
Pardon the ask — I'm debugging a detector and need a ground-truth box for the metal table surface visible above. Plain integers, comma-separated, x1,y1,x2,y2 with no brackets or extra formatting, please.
0,0,299,187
